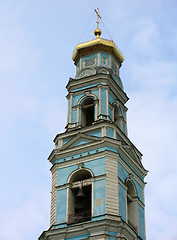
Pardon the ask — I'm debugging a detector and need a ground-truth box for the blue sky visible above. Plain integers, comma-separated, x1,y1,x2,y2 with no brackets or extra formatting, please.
0,0,177,239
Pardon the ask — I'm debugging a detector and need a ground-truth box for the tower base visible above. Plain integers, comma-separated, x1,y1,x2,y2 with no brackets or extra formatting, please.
39,215,142,240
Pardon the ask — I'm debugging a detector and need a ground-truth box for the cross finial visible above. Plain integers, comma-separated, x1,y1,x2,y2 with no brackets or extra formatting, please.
94,8,101,29
94,8,102,38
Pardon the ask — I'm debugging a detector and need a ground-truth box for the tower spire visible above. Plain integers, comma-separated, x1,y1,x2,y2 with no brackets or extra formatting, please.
94,8,102,38
39,11,148,240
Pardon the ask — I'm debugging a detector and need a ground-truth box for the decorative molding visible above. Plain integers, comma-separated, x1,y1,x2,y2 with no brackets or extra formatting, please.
99,68,109,74
77,162,84,169
76,68,96,79
84,57,95,67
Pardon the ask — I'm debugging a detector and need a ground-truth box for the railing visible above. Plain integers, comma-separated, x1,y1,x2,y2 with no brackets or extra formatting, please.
68,211,91,225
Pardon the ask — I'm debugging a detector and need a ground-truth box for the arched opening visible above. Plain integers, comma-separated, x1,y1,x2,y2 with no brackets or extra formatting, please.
114,105,126,135
81,98,94,127
126,179,138,232
69,169,92,183
99,68,109,74
114,106,119,126
68,169,92,224
114,106,120,127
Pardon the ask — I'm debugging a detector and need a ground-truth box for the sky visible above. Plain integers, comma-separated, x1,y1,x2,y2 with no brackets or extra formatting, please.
0,0,177,239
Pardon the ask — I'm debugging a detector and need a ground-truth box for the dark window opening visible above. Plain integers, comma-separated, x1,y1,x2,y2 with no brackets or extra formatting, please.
114,106,120,127
81,98,94,127
68,170,92,224
126,180,138,232
69,185,91,224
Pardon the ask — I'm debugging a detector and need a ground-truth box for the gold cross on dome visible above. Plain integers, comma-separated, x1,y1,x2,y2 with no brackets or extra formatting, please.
94,8,101,29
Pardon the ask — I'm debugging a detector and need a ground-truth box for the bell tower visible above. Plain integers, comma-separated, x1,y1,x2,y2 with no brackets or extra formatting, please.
39,10,148,240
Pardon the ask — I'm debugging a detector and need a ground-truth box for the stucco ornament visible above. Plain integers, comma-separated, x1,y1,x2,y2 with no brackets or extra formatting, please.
95,198,102,207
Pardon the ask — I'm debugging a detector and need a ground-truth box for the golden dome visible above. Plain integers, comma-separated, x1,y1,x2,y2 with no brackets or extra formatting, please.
72,38,124,65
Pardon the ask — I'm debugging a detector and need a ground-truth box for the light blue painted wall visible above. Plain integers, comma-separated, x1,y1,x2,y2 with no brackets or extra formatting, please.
133,180,144,203
54,223,67,229
54,147,117,165
66,234,90,240
57,165,78,186
94,104,96,121
113,74,119,86
101,88,107,115
81,53,98,69
57,158,105,186
108,231,117,237
118,183,126,221
109,92,115,104
120,107,125,119
63,138,71,145
55,149,101,164
119,155,144,181
92,89,99,98
94,179,105,216
123,123,126,134
74,140,89,146
72,109,77,123
111,60,117,73
91,215,105,221
100,52,109,66
105,146,117,153
72,93,85,106
118,161,129,182
118,162,144,203
72,83,101,93
109,107,112,120
112,74,123,90
56,189,67,224
138,203,145,240
67,97,70,123
88,130,101,137
84,157,105,176
106,128,114,138
79,107,81,124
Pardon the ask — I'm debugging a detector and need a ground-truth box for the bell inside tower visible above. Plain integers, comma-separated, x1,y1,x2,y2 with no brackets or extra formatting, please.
68,169,92,224
39,8,147,240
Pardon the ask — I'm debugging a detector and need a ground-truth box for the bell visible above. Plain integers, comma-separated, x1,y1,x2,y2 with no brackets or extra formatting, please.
76,187,85,200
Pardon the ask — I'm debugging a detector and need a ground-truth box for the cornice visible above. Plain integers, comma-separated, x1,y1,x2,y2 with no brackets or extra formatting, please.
66,73,129,105
39,217,138,240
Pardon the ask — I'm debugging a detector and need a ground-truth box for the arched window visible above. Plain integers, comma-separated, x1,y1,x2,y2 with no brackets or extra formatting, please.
114,105,121,127
81,98,94,127
114,105,126,135
67,169,92,224
126,179,138,232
